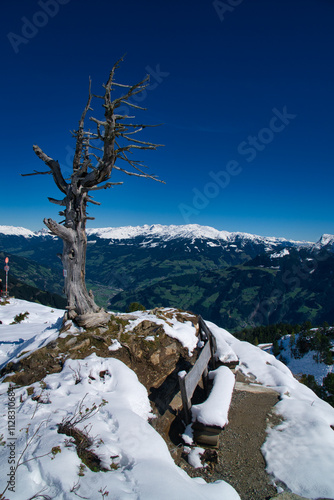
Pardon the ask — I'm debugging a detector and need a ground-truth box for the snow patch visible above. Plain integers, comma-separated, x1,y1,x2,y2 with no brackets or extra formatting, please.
314,234,334,248
108,339,122,351
123,309,198,354
0,225,36,237
187,447,206,468
270,248,290,259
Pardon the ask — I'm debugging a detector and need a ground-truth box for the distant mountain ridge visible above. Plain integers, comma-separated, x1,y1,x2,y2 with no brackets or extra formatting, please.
0,225,37,237
86,223,309,244
0,224,333,330
0,223,320,246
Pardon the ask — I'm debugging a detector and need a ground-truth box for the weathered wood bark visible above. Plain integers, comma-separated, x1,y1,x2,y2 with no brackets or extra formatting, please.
23,59,163,329
43,217,109,328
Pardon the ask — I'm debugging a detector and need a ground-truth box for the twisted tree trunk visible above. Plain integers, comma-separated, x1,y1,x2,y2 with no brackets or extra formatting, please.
44,192,110,328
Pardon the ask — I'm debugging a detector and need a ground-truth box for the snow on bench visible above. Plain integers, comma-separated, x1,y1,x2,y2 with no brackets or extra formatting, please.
198,316,239,368
178,317,237,446
191,366,235,428
214,336,239,366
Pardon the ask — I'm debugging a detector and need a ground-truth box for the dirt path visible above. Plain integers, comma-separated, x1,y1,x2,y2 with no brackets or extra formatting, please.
213,384,280,499
177,376,282,500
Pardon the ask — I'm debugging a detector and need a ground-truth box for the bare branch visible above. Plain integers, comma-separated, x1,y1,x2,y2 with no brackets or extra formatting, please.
122,134,163,146
87,181,123,192
109,82,132,89
116,144,157,154
114,115,135,122
32,145,68,194
48,197,66,206
89,117,107,127
121,100,147,111
73,78,93,171
21,170,52,177
43,218,75,242
85,143,104,152
87,197,101,205
72,139,94,178
117,157,147,167
108,76,150,111
116,148,149,171
115,122,160,129
113,164,165,183
89,153,102,165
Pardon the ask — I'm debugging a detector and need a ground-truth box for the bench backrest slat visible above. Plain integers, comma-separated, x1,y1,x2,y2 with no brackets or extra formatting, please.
184,340,211,401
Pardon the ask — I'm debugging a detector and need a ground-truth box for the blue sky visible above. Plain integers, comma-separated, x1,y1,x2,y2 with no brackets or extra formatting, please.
1,0,333,241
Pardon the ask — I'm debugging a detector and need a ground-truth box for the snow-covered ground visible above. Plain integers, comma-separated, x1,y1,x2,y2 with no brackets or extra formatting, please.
0,300,239,500
0,299,334,499
0,300,65,370
277,334,334,385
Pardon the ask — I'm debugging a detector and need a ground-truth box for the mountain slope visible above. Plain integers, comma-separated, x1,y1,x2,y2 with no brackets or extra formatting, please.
0,260,66,309
0,223,312,291
0,250,63,296
109,249,334,331
0,224,333,329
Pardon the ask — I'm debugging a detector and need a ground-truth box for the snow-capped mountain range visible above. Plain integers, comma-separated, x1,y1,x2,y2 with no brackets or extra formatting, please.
85,223,305,245
0,222,330,247
0,225,37,237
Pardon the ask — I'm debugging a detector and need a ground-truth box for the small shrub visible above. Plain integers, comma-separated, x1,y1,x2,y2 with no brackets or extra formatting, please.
323,372,334,406
10,311,29,324
99,486,110,498
58,395,108,472
126,302,146,313
300,374,321,394
78,463,86,477
51,446,61,459
17,350,29,358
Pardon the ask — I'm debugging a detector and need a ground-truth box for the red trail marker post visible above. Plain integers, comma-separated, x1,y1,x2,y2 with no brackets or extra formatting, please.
4,257,9,298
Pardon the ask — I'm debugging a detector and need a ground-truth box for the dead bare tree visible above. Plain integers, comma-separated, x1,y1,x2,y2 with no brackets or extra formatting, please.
23,59,163,328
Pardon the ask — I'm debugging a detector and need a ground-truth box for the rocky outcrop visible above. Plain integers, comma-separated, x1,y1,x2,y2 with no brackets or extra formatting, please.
1,308,199,397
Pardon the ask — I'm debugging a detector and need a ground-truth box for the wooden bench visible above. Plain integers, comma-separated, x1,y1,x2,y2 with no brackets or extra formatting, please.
178,317,236,446
178,316,216,425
